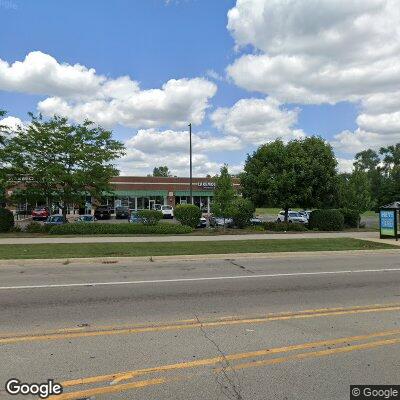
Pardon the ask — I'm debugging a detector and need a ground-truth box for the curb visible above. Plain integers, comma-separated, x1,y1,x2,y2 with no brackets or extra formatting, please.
0,248,399,267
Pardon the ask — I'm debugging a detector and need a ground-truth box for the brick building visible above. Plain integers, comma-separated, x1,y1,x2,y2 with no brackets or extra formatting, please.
105,176,241,213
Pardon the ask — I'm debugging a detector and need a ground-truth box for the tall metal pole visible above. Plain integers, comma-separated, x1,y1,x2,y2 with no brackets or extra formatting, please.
189,123,193,204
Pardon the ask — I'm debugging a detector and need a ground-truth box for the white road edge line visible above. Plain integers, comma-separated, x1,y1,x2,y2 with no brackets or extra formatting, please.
1,268,400,290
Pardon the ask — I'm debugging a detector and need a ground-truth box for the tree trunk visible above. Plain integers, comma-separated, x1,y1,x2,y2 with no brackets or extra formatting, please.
62,206,67,223
284,208,289,222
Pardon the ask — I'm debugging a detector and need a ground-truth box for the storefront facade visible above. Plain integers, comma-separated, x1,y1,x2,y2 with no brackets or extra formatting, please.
104,176,241,213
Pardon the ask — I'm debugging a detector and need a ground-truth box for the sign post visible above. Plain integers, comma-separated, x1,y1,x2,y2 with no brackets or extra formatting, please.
379,209,398,241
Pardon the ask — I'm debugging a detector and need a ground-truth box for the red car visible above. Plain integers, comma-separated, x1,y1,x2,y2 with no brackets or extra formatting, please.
32,206,50,221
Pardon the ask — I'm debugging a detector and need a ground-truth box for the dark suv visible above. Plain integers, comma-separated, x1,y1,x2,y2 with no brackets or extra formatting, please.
115,206,130,219
94,205,112,220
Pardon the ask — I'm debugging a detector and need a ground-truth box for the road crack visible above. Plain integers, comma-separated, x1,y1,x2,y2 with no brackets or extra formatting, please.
226,259,255,274
194,314,244,400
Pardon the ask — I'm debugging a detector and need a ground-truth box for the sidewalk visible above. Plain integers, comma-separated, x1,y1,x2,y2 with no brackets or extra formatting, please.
0,231,381,245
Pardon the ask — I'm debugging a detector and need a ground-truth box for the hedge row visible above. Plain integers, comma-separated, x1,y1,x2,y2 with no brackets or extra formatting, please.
137,210,163,226
339,208,360,228
308,209,344,231
48,223,193,235
174,204,202,228
26,222,52,233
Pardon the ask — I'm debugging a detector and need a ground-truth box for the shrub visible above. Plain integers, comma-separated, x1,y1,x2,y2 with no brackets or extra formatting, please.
0,208,14,233
49,223,193,235
174,204,202,228
339,208,360,228
230,198,255,228
9,225,22,233
137,210,163,225
308,209,344,231
263,222,307,232
25,222,52,233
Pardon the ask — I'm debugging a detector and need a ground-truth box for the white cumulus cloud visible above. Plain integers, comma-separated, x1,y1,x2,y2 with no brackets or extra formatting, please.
118,128,243,176
211,97,305,145
0,52,217,129
227,0,400,152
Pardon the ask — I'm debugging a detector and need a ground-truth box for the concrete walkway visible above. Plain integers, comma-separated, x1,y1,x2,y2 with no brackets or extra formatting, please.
0,231,381,245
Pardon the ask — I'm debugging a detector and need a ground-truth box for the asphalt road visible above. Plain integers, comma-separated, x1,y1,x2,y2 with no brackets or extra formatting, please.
0,252,400,399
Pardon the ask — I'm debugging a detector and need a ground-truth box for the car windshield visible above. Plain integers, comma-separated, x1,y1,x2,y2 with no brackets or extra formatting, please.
163,206,172,210
289,212,300,217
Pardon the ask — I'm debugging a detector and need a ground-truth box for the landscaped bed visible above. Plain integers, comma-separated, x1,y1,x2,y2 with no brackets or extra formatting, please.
0,238,395,260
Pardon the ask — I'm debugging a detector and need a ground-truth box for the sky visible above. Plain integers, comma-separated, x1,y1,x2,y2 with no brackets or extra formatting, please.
0,0,399,176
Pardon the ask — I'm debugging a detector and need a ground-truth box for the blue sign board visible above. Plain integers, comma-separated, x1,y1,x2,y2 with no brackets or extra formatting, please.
380,210,396,237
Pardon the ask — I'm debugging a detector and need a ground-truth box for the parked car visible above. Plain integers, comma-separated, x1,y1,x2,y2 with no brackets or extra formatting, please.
209,216,234,228
32,206,50,221
44,215,67,225
299,210,312,220
128,211,144,224
161,205,174,219
197,217,207,228
94,205,112,220
276,211,308,224
250,216,263,226
76,215,96,223
154,204,162,211
115,206,130,219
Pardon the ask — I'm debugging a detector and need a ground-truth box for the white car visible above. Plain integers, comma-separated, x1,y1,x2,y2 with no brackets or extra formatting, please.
276,211,308,224
161,205,174,219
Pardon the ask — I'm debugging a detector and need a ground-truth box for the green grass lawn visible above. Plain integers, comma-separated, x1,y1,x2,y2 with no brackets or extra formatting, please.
0,238,395,260
362,210,379,218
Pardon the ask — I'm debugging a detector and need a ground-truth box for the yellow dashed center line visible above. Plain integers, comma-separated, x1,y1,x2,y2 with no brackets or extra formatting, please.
1,303,399,345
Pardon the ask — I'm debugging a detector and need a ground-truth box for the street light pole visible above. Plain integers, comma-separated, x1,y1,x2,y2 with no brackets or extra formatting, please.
189,123,193,204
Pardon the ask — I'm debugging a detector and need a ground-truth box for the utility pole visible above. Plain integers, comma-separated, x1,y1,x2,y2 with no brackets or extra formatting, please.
189,123,193,204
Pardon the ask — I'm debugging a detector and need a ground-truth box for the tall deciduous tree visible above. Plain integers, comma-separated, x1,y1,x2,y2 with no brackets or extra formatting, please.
241,137,338,221
6,114,125,220
153,166,171,177
340,171,374,220
212,165,236,225
353,149,383,205
0,110,9,206
380,144,400,172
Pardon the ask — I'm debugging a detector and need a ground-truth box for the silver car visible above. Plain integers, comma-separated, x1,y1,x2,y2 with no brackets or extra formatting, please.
276,211,308,224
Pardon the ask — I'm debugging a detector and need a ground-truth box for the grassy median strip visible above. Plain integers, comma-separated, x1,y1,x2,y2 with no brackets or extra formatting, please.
0,238,396,260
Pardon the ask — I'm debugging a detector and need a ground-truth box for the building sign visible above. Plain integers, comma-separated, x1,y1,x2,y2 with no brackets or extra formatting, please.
197,182,215,190
380,210,396,237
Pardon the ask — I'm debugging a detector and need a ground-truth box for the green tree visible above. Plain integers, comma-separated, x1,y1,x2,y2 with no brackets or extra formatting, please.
380,144,400,172
6,114,125,221
354,149,380,172
0,110,10,206
353,149,383,206
230,197,255,228
341,171,374,223
241,137,338,221
153,166,171,177
212,165,236,226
